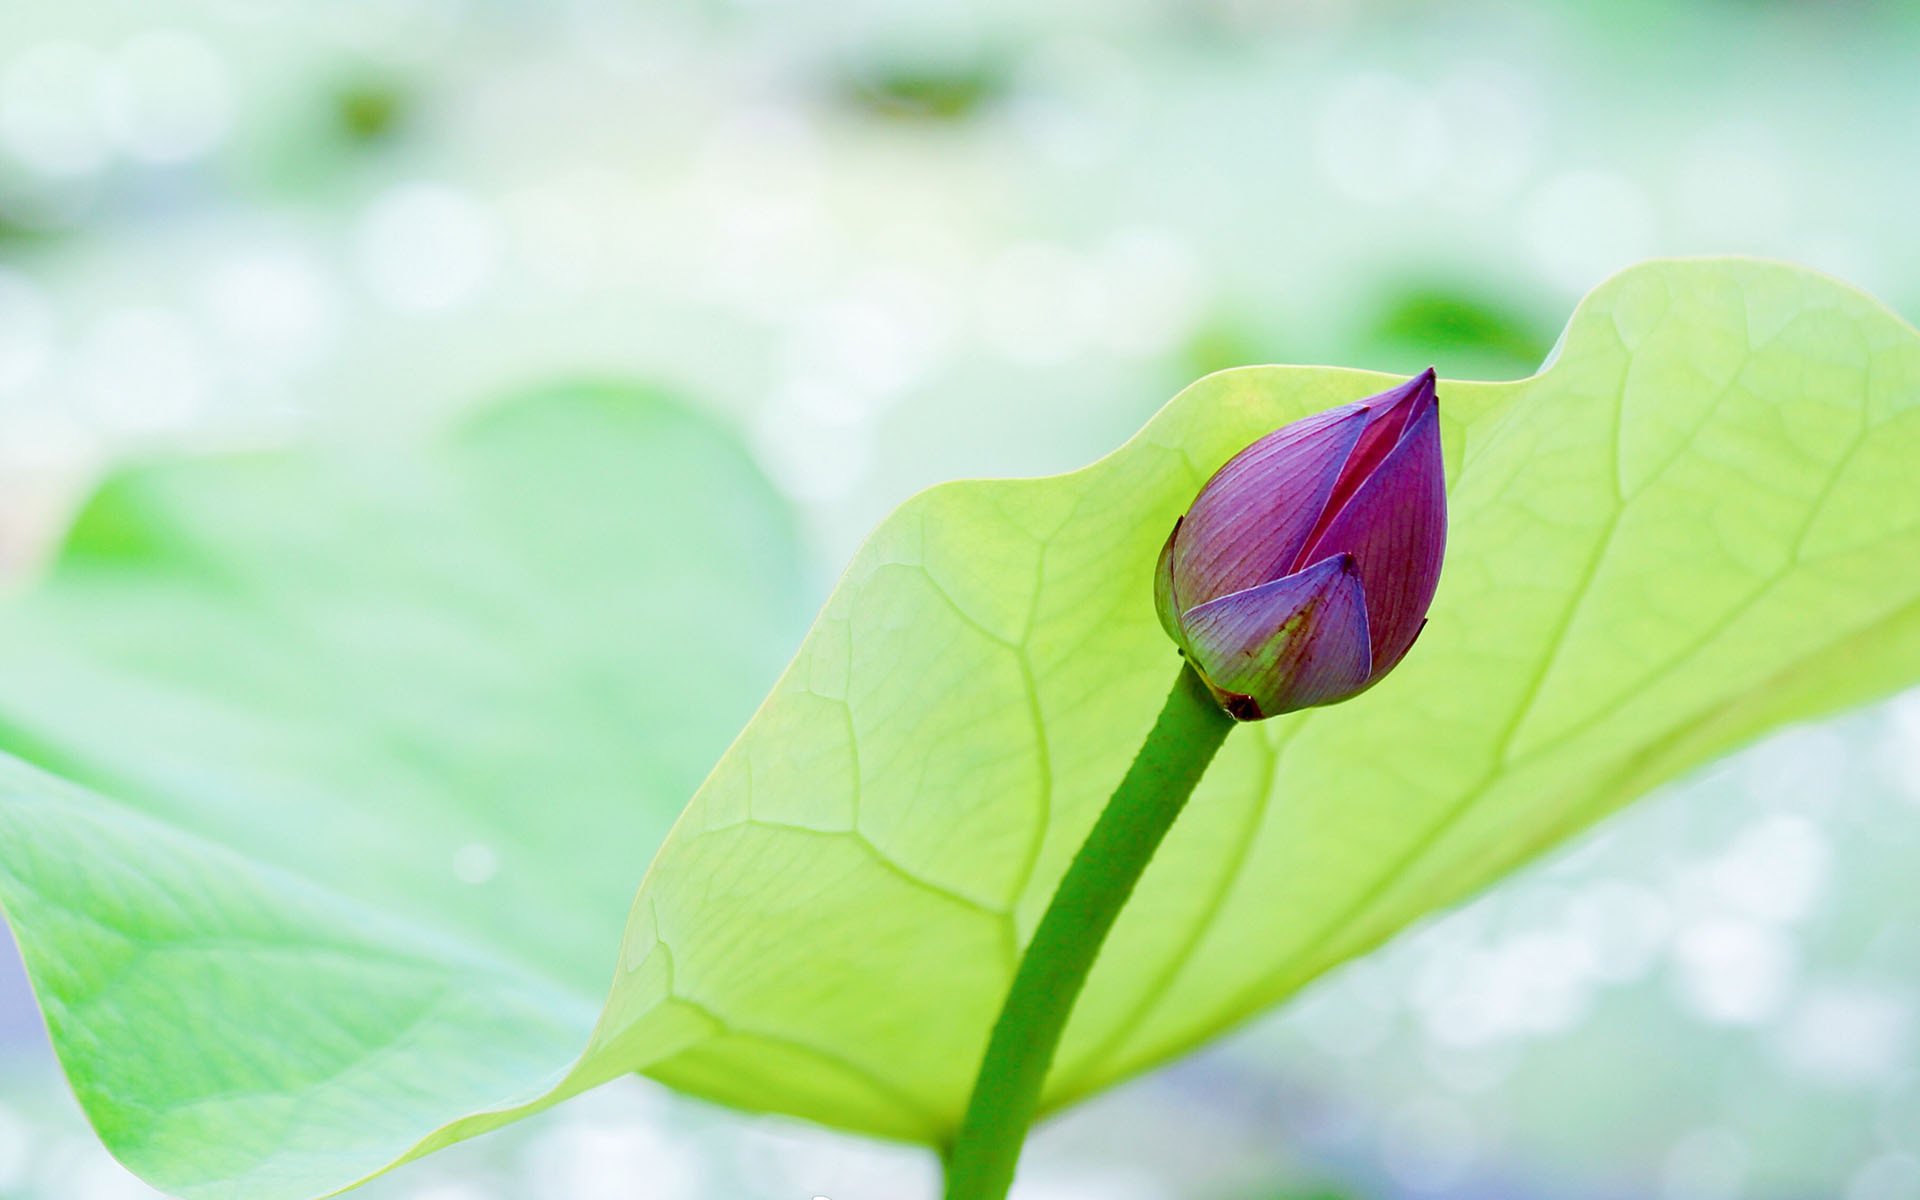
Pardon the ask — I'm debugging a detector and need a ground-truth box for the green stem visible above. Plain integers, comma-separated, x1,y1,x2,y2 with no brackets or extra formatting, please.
943,661,1235,1200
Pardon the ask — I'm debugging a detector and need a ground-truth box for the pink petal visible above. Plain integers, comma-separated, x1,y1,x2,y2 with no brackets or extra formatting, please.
1173,403,1370,608
1298,367,1437,571
1178,553,1375,719
1298,390,1445,673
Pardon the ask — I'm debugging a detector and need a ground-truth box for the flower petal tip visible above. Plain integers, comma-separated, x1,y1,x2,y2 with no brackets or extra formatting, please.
1398,367,1439,409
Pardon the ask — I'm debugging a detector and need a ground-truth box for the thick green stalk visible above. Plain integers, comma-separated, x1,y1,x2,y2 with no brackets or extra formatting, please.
943,661,1235,1200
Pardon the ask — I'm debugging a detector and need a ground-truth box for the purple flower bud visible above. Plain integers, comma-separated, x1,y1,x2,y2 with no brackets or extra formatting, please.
1155,369,1446,721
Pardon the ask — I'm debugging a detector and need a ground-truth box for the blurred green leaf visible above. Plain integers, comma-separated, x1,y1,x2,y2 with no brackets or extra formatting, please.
1365,281,1556,377
0,383,808,1197
333,75,409,144
836,57,1009,122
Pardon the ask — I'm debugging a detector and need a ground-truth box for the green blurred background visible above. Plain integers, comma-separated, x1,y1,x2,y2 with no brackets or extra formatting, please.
2,0,1919,1197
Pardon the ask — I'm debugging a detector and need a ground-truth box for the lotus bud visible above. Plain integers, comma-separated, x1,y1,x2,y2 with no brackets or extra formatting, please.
1155,369,1446,721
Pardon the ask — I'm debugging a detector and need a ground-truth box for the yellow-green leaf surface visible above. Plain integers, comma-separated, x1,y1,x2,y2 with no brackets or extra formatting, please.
5,259,1920,1199
580,258,1920,1142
